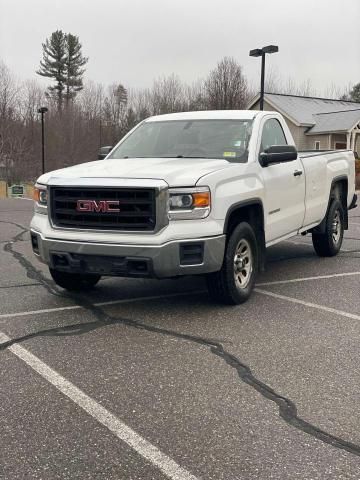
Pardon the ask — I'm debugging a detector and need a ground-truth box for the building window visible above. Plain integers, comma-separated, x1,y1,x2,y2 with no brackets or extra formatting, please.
315,141,320,150
335,142,347,150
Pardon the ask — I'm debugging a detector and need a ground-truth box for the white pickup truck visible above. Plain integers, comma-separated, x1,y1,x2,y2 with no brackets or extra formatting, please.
31,110,357,304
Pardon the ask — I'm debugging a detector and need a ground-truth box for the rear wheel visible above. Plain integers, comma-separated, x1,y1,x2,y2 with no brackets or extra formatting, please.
312,199,344,257
49,268,101,291
206,222,258,305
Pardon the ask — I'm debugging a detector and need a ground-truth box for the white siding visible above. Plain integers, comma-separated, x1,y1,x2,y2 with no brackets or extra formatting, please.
305,134,331,150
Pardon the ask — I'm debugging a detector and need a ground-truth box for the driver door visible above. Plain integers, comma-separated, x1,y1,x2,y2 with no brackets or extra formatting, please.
259,117,305,243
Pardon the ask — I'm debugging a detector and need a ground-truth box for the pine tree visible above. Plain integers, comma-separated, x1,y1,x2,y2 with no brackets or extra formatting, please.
37,31,88,109
64,34,88,104
36,30,67,109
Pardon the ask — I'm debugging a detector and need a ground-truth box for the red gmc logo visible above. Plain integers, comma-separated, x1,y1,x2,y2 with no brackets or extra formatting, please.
76,200,121,213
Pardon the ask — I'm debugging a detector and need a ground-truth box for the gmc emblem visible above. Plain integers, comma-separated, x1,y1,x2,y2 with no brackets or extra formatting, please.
76,200,120,213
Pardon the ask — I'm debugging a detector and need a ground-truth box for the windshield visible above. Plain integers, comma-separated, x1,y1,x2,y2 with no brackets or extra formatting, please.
108,119,253,162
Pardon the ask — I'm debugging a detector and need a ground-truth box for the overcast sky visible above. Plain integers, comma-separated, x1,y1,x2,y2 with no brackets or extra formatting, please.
1,0,359,94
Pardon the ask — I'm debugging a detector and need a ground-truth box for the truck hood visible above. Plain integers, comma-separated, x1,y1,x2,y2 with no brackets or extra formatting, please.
37,157,234,187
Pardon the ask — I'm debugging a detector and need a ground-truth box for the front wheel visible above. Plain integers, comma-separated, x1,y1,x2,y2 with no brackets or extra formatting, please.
312,199,345,257
206,222,258,305
49,268,101,291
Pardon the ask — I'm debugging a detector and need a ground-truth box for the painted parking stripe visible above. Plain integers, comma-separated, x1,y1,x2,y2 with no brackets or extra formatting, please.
257,271,360,287
0,291,205,321
255,288,360,321
0,332,198,480
285,239,354,252
1,268,360,320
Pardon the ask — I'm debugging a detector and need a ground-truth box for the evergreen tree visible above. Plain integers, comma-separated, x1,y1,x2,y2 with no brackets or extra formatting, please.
36,30,67,108
37,31,88,109
65,34,88,104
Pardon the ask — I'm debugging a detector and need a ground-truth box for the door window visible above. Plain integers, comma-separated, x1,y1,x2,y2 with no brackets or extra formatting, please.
260,118,287,152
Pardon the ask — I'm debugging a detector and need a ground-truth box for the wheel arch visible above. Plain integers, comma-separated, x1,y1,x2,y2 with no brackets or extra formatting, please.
313,175,348,234
223,199,266,271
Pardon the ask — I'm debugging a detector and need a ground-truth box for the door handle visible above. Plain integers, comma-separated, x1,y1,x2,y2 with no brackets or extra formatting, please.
293,170,303,177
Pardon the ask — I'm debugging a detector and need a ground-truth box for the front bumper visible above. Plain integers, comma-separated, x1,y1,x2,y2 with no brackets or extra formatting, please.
30,230,226,279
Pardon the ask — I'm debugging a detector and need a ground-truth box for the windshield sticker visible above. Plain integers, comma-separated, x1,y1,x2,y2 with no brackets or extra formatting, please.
223,151,237,158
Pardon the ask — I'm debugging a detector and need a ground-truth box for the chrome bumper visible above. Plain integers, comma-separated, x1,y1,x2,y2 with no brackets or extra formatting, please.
30,230,226,278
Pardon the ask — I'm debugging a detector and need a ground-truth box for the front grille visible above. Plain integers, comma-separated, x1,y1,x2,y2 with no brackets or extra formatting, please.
50,187,156,231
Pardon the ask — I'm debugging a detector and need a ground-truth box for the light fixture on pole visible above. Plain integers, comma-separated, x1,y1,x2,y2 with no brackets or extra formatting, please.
37,107,48,174
249,45,279,111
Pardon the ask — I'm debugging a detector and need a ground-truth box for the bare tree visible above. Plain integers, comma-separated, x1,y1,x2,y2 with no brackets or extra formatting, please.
0,60,20,119
147,74,185,115
0,61,24,182
204,57,249,110
184,80,207,111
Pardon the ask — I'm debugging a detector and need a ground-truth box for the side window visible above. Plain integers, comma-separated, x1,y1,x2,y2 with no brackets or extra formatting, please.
260,118,287,152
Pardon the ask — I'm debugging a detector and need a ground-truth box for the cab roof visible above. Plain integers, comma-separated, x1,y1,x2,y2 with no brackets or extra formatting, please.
146,110,260,122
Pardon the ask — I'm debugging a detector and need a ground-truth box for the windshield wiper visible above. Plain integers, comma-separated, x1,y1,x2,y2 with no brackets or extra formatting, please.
158,155,214,159
120,155,215,159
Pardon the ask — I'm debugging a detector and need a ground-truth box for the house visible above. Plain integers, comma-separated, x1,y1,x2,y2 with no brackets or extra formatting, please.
248,93,360,153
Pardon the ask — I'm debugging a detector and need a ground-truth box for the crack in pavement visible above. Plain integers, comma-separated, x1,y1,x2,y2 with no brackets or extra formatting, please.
0,219,31,231
0,283,41,289
2,220,360,458
1,222,59,296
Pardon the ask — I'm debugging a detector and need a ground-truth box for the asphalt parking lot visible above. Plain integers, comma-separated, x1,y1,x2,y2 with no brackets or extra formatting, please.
1,197,360,480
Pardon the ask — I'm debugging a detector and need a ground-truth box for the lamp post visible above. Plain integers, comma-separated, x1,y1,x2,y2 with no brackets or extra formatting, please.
249,45,279,111
37,107,48,174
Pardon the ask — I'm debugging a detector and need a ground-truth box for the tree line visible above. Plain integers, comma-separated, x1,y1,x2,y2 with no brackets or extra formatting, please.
0,30,359,184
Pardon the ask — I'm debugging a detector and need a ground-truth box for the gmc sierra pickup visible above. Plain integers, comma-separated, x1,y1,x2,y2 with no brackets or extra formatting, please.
31,110,357,304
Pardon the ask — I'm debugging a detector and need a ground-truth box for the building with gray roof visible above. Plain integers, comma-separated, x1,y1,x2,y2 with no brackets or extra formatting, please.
248,93,360,153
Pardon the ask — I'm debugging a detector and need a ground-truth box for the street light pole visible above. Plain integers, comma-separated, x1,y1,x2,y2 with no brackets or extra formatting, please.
249,45,279,111
37,107,48,174
260,52,266,111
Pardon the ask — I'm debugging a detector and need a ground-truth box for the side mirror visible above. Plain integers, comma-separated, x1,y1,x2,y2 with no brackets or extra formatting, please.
259,145,298,167
98,146,113,160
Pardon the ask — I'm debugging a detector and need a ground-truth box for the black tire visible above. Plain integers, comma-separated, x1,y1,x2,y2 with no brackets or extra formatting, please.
206,222,258,305
49,268,101,291
312,199,344,257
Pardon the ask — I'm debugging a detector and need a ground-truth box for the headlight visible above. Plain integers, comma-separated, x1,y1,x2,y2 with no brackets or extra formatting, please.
33,183,48,214
168,187,211,220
